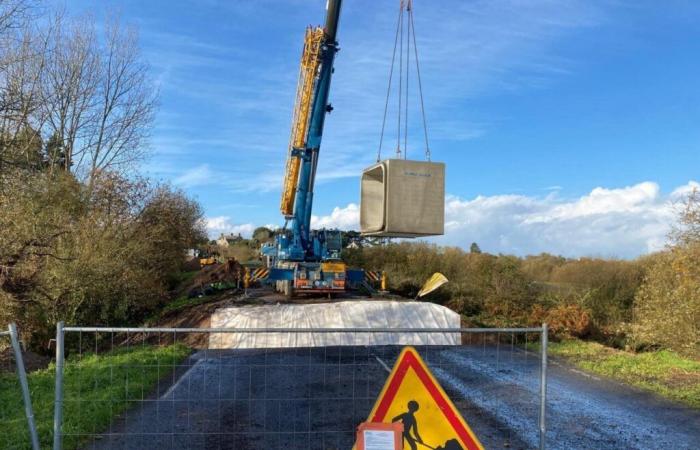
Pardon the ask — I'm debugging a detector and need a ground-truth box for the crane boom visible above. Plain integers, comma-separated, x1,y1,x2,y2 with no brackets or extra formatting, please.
278,0,341,261
280,26,325,217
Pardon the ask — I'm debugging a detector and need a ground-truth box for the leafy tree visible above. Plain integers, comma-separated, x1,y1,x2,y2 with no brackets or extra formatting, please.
0,170,205,350
671,188,700,246
521,253,566,281
469,242,481,254
633,191,700,356
252,226,274,242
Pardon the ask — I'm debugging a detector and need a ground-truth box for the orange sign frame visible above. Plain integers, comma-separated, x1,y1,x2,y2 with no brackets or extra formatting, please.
355,422,403,450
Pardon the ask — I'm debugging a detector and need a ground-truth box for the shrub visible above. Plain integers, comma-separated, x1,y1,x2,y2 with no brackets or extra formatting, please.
548,258,644,330
544,304,592,339
632,190,700,357
345,242,537,322
632,246,700,357
0,170,205,351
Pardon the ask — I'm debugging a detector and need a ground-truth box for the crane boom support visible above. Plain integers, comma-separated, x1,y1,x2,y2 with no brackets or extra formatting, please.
280,27,325,217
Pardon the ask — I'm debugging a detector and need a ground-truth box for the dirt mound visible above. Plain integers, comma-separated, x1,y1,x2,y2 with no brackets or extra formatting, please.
191,259,242,287
182,257,201,272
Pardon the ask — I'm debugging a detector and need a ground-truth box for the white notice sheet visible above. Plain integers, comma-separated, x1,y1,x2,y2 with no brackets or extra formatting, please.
363,430,395,450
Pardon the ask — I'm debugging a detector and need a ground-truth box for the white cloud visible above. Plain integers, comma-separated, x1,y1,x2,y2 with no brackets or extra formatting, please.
311,203,360,230
204,216,256,238
310,181,698,258
438,181,684,258
670,180,700,200
174,164,214,188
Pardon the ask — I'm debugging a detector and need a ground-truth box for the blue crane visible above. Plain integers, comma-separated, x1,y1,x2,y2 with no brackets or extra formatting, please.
262,0,369,297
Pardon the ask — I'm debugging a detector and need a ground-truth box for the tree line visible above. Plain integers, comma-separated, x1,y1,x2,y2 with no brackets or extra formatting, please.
0,1,205,351
345,191,699,357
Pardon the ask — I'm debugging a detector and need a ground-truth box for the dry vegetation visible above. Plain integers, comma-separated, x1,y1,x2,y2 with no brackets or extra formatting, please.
632,190,700,356
0,1,206,351
346,191,700,358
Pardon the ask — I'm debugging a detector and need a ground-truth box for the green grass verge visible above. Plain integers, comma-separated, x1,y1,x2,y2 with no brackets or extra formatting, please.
161,294,201,315
0,343,190,449
154,292,223,320
535,339,700,408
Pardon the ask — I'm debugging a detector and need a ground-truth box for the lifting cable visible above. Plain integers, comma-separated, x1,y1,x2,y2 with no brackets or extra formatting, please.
377,0,431,162
397,2,403,158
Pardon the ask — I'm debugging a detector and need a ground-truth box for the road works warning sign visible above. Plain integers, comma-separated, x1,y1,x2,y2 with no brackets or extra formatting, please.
355,347,484,450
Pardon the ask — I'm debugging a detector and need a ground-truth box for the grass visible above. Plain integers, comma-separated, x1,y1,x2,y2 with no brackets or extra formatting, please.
154,269,238,320
160,293,223,316
0,343,190,449
534,339,700,408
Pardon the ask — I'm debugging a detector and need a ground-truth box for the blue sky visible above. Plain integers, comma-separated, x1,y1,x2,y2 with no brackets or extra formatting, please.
63,0,699,258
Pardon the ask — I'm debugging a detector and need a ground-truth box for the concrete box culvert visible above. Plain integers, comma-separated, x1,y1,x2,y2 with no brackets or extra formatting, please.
360,159,445,237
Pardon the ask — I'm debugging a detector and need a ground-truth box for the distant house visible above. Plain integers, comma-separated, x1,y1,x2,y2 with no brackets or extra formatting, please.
216,233,243,247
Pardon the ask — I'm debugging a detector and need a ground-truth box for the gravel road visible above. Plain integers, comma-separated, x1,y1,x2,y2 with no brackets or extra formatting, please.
82,344,699,450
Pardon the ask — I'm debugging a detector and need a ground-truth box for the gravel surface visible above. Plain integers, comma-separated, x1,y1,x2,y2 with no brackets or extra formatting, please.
82,344,700,450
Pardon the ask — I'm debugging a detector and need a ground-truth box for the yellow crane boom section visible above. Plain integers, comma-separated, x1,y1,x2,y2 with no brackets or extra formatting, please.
280,26,325,217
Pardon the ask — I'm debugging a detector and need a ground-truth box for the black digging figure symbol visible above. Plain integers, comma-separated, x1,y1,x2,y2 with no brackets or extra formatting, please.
391,400,465,450
392,400,425,450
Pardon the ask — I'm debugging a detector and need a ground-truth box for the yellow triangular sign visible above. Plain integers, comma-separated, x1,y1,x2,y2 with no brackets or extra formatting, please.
417,272,449,297
355,346,484,450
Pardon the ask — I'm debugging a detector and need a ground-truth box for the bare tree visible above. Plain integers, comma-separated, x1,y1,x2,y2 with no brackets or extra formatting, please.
0,17,51,172
0,5,157,180
0,0,42,119
82,17,157,184
40,12,99,171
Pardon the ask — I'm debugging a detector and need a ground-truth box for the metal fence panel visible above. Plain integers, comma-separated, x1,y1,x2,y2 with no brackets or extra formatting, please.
1,323,40,450
52,326,548,450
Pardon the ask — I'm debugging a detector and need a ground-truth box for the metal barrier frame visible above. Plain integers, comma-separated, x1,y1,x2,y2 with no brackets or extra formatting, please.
52,322,548,450
2,323,41,450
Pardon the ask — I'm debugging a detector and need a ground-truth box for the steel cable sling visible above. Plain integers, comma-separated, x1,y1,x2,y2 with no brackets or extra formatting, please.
377,0,431,162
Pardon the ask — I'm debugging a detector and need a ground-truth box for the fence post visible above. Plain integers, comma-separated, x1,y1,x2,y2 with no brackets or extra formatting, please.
53,321,65,450
9,323,40,450
539,323,548,450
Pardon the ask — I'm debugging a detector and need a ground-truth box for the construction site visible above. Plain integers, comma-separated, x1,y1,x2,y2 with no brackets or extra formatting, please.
171,0,455,342
1,0,699,449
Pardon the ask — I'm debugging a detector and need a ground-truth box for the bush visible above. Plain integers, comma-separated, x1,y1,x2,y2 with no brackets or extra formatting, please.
632,246,700,357
632,190,700,357
0,170,205,351
543,304,592,338
345,242,538,323
547,258,644,330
